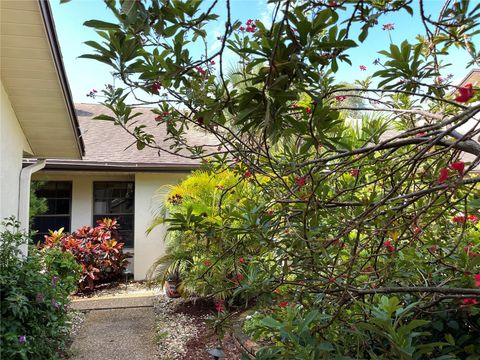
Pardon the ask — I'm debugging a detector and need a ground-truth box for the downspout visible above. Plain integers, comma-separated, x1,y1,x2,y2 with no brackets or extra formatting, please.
18,159,46,257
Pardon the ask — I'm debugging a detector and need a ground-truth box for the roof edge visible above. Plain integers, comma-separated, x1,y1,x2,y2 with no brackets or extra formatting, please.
37,0,85,156
23,159,200,172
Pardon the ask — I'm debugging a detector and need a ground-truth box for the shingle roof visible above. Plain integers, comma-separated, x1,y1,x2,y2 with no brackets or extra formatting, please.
76,103,215,166
27,103,217,171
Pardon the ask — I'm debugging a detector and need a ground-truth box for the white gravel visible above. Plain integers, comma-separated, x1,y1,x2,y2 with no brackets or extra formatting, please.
153,295,208,359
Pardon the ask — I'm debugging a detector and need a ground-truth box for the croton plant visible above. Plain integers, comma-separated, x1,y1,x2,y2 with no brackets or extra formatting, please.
42,218,128,290
70,0,480,357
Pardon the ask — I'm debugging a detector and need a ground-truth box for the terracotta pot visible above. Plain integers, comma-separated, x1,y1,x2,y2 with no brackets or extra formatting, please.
164,280,181,298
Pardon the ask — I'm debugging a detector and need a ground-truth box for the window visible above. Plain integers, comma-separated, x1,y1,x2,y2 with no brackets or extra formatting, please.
93,182,135,248
32,181,72,242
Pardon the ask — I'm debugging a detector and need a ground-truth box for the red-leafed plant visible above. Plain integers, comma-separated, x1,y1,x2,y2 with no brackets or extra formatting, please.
41,218,128,290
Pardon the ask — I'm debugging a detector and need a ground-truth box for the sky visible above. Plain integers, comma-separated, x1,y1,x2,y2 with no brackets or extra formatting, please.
50,0,478,104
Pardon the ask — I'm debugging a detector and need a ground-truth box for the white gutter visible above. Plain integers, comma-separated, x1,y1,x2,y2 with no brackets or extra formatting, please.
18,159,46,257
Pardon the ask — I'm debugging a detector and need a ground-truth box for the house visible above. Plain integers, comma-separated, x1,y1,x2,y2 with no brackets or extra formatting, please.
0,0,84,256
26,103,210,280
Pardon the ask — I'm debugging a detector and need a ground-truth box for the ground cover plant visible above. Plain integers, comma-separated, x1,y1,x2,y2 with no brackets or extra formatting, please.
0,217,81,359
42,218,128,291
79,0,480,357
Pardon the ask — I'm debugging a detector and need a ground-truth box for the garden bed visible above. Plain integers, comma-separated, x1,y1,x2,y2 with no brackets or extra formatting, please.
154,296,243,359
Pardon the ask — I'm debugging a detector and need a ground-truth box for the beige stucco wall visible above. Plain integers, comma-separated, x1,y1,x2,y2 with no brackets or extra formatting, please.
0,80,32,221
32,171,188,280
133,172,187,280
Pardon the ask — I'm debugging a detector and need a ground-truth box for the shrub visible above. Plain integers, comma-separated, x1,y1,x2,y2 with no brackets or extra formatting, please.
42,218,128,290
0,217,81,360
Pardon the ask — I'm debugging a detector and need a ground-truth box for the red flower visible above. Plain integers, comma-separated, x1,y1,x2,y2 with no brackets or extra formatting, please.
468,214,479,223
350,169,360,177
437,167,449,183
452,215,466,224
239,257,245,264
150,81,161,94
384,241,395,252
295,176,307,187
243,170,252,178
215,299,225,312
462,298,478,306
239,26,245,32
203,260,212,266
449,161,465,175
359,65,367,71
277,301,289,307
475,274,480,287
455,83,474,103
210,60,215,65
232,273,244,283
305,107,312,114
329,1,338,6
335,95,346,102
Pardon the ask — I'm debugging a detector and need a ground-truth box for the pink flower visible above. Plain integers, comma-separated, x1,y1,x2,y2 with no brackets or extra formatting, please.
415,132,426,137
359,65,367,71
150,81,161,94
475,274,480,287
335,95,346,102
437,168,449,183
239,26,245,32
295,176,307,187
210,60,215,65
350,169,360,177
239,257,245,264
382,23,395,31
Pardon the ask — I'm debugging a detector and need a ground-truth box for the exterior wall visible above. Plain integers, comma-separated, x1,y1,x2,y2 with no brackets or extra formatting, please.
32,172,135,271
0,80,33,221
31,171,189,280
133,172,187,280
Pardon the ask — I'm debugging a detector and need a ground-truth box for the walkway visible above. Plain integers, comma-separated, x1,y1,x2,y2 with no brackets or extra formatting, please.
70,294,158,360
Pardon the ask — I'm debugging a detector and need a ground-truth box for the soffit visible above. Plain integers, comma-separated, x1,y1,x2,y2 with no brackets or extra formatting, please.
0,0,82,159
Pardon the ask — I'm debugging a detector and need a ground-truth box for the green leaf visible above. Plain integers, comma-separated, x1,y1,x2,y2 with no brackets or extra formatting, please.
83,20,120,30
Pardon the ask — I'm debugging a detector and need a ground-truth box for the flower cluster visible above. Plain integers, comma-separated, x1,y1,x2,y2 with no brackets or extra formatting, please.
382,23,395,31
359,65,367,71
455,83,474,103
384,241,395,252
167,193,183,205
240,19,258,33
86,88,97,98
195,66,207,76
150,81,161,94
452,214,479,224
464,243,479,257
437,161,465,183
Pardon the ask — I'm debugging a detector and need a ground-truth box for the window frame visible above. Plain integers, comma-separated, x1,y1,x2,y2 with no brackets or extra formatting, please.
32,180,73,241
92,181,135,248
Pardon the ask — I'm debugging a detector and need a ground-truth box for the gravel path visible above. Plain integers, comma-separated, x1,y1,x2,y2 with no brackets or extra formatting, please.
70,307,158,360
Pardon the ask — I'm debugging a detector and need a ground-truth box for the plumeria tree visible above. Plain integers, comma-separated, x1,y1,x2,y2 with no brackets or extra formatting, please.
79,0,480,357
